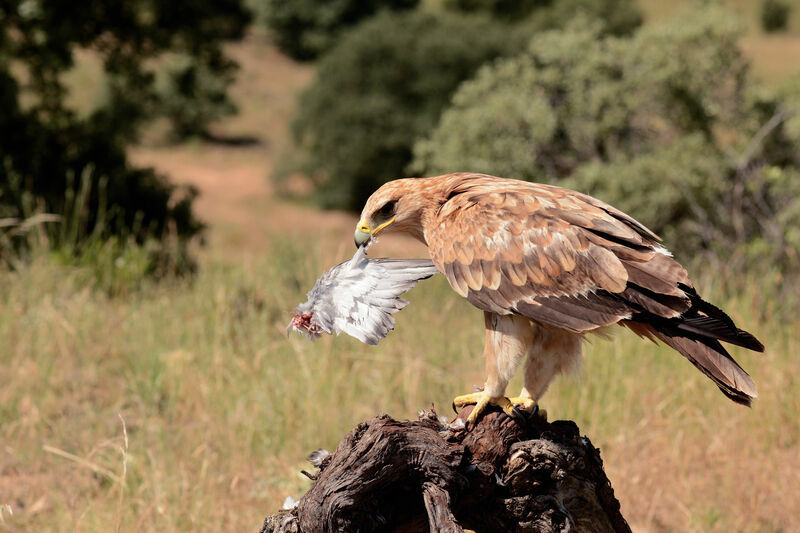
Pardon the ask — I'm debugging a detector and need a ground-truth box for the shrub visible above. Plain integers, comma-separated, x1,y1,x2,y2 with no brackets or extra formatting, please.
412,7,800,271
444,0,545,20
263,0,419,61
289,11,527,210
0,0,249,272
156,54,239,140
445,0,642,36
761,0,791,33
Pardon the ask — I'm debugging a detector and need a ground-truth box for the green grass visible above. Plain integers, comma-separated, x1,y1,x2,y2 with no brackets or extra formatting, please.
1,239,797,532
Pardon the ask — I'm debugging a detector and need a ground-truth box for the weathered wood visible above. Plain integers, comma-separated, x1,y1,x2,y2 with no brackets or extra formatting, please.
260,406,630,533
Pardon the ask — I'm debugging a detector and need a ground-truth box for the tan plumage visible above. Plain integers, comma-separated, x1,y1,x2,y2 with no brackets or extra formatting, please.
356,173,763,413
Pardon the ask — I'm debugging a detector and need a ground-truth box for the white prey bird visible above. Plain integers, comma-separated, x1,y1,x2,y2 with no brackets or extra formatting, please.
288,244,439,345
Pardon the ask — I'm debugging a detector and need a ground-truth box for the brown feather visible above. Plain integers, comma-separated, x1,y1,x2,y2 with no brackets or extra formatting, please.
587,246,628,293
650,329,757,405
622,255,687,297
622,284,690,317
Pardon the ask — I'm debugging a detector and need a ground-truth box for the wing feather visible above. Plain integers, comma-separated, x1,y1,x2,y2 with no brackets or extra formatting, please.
295,249,440,344
427,178,642,332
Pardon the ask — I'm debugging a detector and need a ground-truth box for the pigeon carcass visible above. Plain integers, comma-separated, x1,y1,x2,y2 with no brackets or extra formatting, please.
288,245,439,345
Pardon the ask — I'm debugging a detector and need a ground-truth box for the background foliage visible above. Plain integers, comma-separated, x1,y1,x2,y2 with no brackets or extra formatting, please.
0,0,250,272
262,0,419,61
283,0,644,210
287,10,527,210
412,6,800,271
761,0,792,33
444,0,642,35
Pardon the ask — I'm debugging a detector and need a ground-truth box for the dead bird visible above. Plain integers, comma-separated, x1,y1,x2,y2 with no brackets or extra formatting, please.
288,244,439,345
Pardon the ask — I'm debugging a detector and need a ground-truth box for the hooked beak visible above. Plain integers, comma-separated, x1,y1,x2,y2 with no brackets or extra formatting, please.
354,217,395,247
354,219,371,247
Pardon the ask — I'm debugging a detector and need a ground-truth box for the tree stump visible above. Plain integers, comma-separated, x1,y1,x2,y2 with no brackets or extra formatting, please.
260,406,630,533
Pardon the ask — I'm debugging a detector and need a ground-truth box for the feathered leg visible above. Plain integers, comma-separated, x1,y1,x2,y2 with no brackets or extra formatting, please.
453,312,534,425
519,327,583,401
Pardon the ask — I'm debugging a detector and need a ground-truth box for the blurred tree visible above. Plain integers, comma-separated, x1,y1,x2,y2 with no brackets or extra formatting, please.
761,0,791,33
444,0,547,20
533,0,642,36
283,0,643,211
263,0,418,61
445,0,642,35
413,7,800,270
777,75,800,143
0,0,250,271
288,11,526,210
156,53,239,140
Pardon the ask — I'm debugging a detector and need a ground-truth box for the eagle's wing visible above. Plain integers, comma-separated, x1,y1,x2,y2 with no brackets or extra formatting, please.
425,178,761,404
427,179,676,331
292,246,439,345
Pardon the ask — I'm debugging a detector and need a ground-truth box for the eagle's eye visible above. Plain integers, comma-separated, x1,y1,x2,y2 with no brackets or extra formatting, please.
377,200,396,217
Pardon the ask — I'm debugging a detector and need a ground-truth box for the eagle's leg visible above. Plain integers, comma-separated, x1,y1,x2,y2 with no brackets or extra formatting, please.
453,313,534,425
515,327,584,421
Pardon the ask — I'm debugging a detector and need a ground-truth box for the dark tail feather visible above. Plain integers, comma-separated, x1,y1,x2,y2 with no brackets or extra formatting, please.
650,330,757,406
627,285,762,406
675,284,765,352
675,315,764,352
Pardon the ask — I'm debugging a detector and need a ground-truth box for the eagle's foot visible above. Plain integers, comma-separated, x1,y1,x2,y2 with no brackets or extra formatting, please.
508,396,546,420
453,391,536,427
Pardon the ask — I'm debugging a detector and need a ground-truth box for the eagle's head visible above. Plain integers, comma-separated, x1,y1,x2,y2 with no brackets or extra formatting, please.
354,178,430,247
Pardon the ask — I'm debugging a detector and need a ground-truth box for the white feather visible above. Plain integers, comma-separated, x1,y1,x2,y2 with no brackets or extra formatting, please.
289,245,440,344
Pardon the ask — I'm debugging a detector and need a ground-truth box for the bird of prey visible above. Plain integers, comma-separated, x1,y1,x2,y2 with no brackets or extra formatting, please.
288,244,439,345
354,173,764,425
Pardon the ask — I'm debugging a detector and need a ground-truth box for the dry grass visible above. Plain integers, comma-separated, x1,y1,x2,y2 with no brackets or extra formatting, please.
0,243,798,532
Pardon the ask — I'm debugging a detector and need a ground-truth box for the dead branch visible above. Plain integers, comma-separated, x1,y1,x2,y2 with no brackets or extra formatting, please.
260,406,630,533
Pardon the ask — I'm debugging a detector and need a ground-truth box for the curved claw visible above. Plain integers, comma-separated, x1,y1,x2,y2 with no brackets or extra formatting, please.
453,391,537,428
507,396,537,411
465,393,491,426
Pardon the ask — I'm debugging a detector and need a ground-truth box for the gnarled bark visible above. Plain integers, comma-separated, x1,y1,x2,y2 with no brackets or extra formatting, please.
260,406,630,533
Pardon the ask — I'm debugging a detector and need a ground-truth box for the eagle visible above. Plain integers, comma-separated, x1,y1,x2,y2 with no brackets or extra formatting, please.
354,173,764,425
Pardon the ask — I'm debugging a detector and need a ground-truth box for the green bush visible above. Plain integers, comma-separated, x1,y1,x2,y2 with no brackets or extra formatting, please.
0,0,249,272
413,7,800,271
761,0,791,33
777,75,800,143
156,54,239,140
288,11,527,210
445,0,642,35
263,0,418,61
444,0,545,20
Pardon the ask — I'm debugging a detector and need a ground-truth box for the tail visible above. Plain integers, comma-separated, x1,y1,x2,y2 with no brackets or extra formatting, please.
626,284,763,406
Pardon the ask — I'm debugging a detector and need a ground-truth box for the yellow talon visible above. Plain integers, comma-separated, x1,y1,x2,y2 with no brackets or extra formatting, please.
507,396,536,410
510,397,546,420
453,391,486,408
468,394,492,425
453,391,538,426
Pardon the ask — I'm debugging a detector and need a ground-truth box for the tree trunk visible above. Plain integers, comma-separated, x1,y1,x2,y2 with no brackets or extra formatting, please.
260,406,630,533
